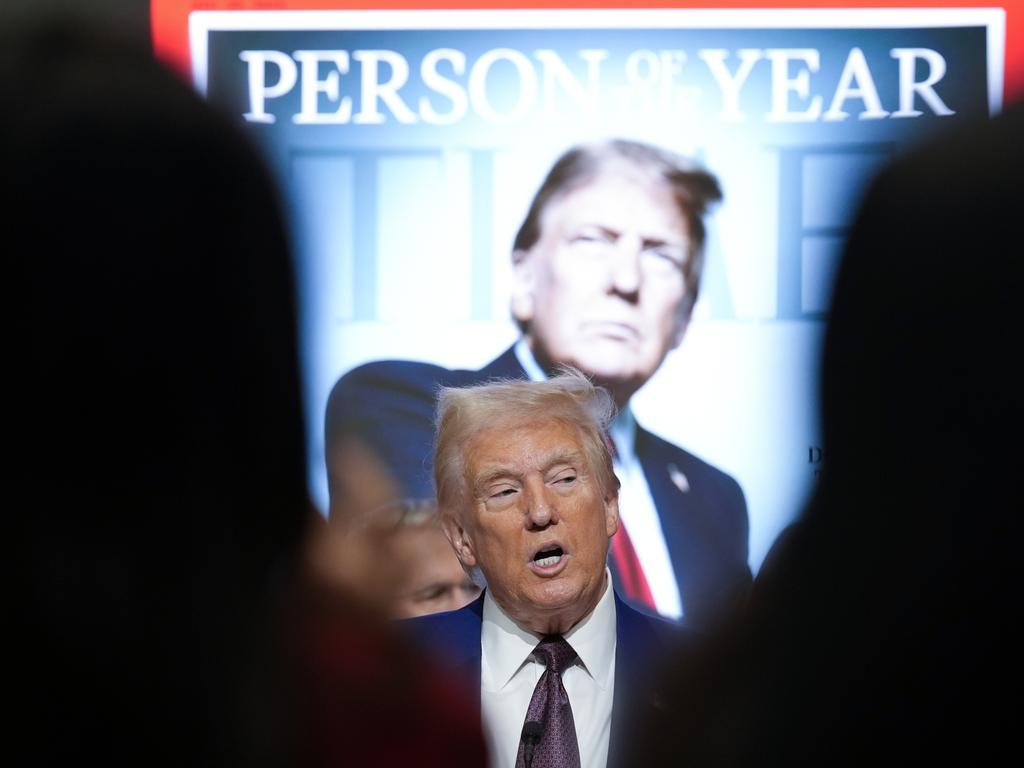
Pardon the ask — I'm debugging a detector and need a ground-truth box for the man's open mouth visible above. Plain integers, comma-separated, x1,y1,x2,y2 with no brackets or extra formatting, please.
533,546,565,567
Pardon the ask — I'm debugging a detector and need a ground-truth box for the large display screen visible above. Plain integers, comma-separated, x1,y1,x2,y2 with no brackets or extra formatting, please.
154,1,1009,575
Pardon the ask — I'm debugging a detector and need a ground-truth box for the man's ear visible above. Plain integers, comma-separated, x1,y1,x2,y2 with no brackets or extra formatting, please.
510,248,536,325
441,510,477,568
604,490,620,539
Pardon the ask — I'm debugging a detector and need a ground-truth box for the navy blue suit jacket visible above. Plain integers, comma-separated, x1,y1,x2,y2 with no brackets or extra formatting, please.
400,591,686,768
326,345,752,628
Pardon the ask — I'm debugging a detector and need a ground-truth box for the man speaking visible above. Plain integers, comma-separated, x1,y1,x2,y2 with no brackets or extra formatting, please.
405,372,681,768
326,139,751,627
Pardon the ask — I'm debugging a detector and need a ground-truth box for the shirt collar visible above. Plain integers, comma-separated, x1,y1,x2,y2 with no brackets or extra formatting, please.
563,569,617,690
481,569,618,691
515,337,636,460
609,405,636,461
513,337,547,383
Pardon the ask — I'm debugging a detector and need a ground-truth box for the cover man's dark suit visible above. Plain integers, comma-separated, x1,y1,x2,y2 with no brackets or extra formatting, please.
401,591,685,767
326,345,751,628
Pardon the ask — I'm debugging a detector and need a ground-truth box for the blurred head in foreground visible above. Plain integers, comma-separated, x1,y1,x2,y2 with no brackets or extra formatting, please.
9,18,489,767
627,103,1024,764
8,18,300,765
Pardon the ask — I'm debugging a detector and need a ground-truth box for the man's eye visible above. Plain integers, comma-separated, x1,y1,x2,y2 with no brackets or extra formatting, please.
554,473,577,485
569,230,613,246
644,247,686,267
413,585,447,602
490,487,517,499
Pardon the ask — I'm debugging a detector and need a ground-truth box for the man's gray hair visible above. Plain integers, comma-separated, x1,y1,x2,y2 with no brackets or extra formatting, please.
433,368,618,520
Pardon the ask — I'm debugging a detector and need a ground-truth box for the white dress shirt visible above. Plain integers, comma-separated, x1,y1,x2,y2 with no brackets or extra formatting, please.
480,570,617,768
513,339,684,620
607,409,684,619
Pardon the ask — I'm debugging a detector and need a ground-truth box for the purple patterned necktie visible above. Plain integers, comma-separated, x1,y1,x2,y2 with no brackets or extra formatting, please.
515,635,581,768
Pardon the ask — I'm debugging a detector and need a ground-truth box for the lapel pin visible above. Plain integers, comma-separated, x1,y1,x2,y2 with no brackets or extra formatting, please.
668,463,689,493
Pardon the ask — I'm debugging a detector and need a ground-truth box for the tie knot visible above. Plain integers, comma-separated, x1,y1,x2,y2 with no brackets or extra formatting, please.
534,635,577,675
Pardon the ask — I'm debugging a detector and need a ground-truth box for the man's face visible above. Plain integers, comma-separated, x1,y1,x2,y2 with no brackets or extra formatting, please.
444,417,618,634
513,166,692,401
390,525,481,619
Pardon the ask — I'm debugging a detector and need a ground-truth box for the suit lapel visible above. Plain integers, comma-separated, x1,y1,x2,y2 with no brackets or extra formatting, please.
458,594,485,711
609,594,650,765
635,428,694,614
475,344,528,380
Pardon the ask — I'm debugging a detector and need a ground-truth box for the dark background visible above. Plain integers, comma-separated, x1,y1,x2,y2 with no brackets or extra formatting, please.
4,0,150,43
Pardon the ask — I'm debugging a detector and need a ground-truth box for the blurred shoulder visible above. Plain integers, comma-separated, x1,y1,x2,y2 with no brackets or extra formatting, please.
398,594,486,654
615,594,691,653
329,358,455,398
326,354,505,406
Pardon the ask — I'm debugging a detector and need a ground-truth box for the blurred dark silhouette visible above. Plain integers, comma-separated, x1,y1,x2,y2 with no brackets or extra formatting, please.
627,102,1023,764
9,19,307,766
10,20,484,766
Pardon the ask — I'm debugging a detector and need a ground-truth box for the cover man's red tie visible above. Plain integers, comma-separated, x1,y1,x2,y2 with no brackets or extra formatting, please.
605,432,658,612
